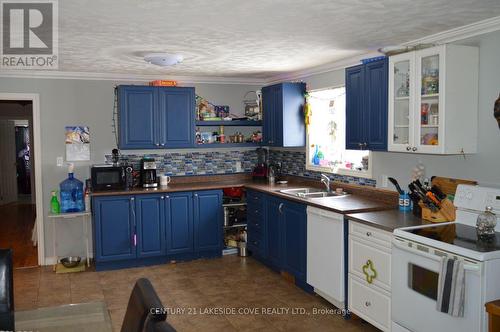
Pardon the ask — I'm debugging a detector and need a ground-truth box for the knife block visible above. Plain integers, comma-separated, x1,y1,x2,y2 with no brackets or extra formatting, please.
419,198,456,223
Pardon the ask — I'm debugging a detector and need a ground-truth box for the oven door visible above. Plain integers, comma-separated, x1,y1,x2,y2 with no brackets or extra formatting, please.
391,237,484,332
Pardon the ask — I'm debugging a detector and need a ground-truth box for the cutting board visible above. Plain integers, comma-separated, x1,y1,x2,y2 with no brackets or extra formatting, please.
431,176,477,196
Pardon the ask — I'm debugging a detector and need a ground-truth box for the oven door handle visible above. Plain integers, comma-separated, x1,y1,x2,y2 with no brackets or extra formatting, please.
392,238,480,272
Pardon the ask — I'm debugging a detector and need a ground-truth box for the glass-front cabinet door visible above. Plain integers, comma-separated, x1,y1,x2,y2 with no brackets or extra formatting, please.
388,52,414,152
415,46,444,154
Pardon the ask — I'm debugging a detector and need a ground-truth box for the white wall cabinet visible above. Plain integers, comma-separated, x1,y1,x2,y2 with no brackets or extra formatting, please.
388,44,478,154
348,221,392,332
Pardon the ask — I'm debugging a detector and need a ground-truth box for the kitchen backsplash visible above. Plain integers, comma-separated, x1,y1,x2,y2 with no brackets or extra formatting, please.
268,150,376,187
105,148,375,186
105,150,258,176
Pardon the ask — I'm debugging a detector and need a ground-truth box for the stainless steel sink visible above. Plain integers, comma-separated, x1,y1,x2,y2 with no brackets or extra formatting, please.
279,188,347,199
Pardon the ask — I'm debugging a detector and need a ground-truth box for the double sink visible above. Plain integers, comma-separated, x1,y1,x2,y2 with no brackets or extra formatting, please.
279,187,348,200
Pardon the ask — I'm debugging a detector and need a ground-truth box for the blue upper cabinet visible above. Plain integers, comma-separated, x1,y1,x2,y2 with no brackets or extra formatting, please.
93,195,136,263
118,86,195,149
193,190,223,254
345,58,388,151
262,82,306,147
118,86,159,149
135,194,166,258
158,87,195,148
165,192,194,255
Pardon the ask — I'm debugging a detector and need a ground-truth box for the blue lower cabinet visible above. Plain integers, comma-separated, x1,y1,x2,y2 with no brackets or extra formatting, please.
193,190,223,256
93,195,135,263
266,196,283,271
282,200,307,281
93,190,223,270
165,192,194,256
135,194,166,258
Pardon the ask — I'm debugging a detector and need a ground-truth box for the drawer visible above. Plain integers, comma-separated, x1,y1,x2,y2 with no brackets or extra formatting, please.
349,275,390,332
247,220,264,233
247,212,264,225
247,205,263,219
247,190,263,203
247,235,264,250
349,237,391,291
349,221,392,249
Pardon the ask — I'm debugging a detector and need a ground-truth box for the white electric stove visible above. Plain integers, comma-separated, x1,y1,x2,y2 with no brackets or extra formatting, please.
391,184,500,332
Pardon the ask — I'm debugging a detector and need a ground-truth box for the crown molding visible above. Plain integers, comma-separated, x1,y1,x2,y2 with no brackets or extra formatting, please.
1,16,499,85
0,69,266,85
402,15,500,46
265,15,500,84
265,51,381,84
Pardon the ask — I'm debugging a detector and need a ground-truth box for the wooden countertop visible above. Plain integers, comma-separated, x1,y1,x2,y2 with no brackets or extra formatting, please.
92,176,397,216
346,209,424,232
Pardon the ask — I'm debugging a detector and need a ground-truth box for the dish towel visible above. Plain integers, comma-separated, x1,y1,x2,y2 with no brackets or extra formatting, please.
436,257,465,317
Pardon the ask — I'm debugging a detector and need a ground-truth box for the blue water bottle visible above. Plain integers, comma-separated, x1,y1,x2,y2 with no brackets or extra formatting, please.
60,164,84,213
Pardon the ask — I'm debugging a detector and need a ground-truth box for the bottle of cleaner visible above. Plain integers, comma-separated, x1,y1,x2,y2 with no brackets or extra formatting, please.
50,191,60,214
60,163,84,213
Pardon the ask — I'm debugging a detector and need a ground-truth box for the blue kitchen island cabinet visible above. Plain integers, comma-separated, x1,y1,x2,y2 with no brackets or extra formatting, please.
135,194,166,259
345,58,388,151
193,190,223,256
93,195,135,263
92,189,223,271
118,85,195,150
165,191,194,256
262,82,306,147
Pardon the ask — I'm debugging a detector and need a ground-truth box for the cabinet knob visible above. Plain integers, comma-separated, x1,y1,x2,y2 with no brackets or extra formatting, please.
194,193,198,197
156,143,160,146
406,146,411,151
160,143,165,147
166,195,169,199
365,301,371,307
161,196,165,200
130,197,135,201
363,142,368,149
366,231,372,237
412,147,417,152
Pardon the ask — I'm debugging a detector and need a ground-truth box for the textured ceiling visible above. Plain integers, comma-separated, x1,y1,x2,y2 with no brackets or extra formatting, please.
55,0,500,78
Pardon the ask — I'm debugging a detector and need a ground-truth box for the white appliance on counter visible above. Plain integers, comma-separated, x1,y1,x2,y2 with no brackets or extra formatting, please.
392,184,500,332
307,207,344,308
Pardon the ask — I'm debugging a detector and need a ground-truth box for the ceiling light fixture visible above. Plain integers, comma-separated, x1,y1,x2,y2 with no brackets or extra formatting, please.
144,53,183,67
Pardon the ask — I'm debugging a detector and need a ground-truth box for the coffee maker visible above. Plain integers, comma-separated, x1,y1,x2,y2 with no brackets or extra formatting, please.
140,158,158,188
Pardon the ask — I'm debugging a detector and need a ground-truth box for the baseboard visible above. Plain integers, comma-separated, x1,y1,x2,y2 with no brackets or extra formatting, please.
44,254,93,266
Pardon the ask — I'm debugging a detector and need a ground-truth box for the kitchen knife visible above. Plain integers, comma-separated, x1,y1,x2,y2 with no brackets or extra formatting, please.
389,177,404,195
431,185,447,200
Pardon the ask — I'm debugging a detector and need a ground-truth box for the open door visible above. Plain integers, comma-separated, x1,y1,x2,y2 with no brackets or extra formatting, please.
0,120,18,205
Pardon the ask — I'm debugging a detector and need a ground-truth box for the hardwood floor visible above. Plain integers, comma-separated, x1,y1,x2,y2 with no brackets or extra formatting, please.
0,202,38,268
14,256,380,332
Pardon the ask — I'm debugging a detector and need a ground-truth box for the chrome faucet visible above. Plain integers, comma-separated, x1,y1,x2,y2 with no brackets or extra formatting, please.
320,174,331,193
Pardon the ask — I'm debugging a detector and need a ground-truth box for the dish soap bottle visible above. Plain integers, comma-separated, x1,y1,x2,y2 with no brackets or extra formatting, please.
476,206,497,239
50,191,60,214
60,163,84,213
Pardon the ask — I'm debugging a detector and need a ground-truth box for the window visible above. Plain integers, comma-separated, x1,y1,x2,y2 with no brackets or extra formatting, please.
306,86,372,178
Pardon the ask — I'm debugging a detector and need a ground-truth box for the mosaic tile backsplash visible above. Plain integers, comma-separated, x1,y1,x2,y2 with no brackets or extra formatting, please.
105,149,375,186
268,150,376,187
105,150,258,176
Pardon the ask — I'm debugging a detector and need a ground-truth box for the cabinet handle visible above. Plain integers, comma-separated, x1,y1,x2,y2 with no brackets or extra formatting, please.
130,197,135,201
166,195,169,199
406,146,411,151
278,203,284,214
365,301,371,307
161,196,165,200
194,193,198,197
160,143,165,147
363,142,368,149
156,143,160,147
362,259,377,284
412,147,417,152
366,231,372,237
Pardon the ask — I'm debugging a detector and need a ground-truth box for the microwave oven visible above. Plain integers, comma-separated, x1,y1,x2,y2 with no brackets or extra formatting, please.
91,165,133,191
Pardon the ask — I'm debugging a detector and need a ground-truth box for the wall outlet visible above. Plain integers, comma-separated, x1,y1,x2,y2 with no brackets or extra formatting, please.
235,161,242,173
56,156,64,167
380,174,389,188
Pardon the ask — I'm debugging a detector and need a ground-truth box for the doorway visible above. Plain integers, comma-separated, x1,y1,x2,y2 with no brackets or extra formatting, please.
0,100,38,268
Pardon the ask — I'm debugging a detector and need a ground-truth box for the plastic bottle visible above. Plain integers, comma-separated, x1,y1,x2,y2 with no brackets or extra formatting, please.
60,163,84,213
50,191,60,214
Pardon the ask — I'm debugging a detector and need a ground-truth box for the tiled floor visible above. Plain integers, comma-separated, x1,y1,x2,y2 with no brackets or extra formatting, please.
0,202,38,268
14,256,379,331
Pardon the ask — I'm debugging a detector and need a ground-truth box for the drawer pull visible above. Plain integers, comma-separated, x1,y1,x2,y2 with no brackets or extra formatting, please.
365,301,371,307
362,259,377,284
366,231,372,237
